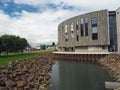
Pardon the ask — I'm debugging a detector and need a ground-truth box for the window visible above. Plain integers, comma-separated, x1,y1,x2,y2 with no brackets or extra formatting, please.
85,18,88,23
65,34,68,42
76,20,79,30
80,18,84,24
80,18,84,37
71,31,73,33
92,27,98,40
71,23,73,31
76,20,79,25
65,24,68,41
76,19,79,41
92,27,97,33
85,18,88,36
91,18,98,40
65,25,68,33
76,30,79,35
71,23,74,38
65,39,68,41
76,29,79,41
91,18,97,24
76,35,79,41
92,33,98,40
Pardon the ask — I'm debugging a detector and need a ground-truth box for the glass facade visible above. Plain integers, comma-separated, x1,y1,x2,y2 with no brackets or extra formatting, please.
108,11,117,52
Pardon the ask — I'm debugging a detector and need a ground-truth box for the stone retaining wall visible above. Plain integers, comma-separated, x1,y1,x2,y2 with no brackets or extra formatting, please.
0,53,54,90
98,54,120,90
54,53,107,62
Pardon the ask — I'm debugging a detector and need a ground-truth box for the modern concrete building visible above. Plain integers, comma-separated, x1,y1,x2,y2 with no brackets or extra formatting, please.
58,7,120,53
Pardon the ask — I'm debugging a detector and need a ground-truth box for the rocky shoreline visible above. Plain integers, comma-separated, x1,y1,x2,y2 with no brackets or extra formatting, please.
1,53,120,90
0,53,55,90
98,54,120,90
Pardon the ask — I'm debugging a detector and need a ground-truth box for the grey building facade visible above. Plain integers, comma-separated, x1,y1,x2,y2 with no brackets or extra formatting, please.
58,7,120,52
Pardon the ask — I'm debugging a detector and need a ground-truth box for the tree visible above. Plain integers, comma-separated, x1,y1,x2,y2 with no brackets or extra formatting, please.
40,44,46,50
0,37,2,56
1,34,12,56
52,42,55,46
0,34,29,56
18,38,28,54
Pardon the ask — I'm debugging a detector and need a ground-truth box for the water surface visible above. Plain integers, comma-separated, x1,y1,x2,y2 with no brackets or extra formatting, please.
48,60,112,90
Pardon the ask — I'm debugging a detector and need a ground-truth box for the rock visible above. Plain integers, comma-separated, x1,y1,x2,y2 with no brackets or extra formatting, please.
0,87,8,90
1,69,8,74
27,75,34,81
24,86,30,90
17,87,24,90
13,73,16,78
0,79,6,87
114,88,120,90
6,80,17,87
28,82,34,88
39,85,47,90
8,87,17,90
17,81,26,87
39,76,44,83
15,76,22,81
32,88,38,90
99,54,120,83
0,53,54,90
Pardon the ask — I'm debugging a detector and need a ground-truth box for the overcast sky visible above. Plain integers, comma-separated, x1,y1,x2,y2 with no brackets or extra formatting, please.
0,0,120,46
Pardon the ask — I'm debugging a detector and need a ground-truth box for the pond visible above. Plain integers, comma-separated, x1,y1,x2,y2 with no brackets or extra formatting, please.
48,60,112,90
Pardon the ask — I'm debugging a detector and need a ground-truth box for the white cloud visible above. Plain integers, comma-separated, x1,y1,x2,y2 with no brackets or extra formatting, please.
0,9,79,46
1,0,120,46
59,0,120,10
13,0,120,11
13,0,55,7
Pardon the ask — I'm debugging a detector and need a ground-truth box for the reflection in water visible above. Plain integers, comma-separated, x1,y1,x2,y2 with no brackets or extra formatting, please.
48,60,112,90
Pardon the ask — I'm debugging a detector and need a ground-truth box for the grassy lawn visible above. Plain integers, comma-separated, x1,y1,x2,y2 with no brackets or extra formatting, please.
0,51,41,66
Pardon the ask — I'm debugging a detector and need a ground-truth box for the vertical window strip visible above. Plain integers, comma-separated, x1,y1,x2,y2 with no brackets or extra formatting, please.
65,24,68,41
85,18,88,36
80,18,84,37
76,20,79,41
81,24,84,37
76,20,79,34
71,23,74,31
91,18,98,40
76,30,79,41
71,23,74,38
65,25,68,33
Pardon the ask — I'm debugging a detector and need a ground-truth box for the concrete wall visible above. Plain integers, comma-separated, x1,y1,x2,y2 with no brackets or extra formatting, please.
58,10,110,52
116,7,120,53
75,46,108,52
